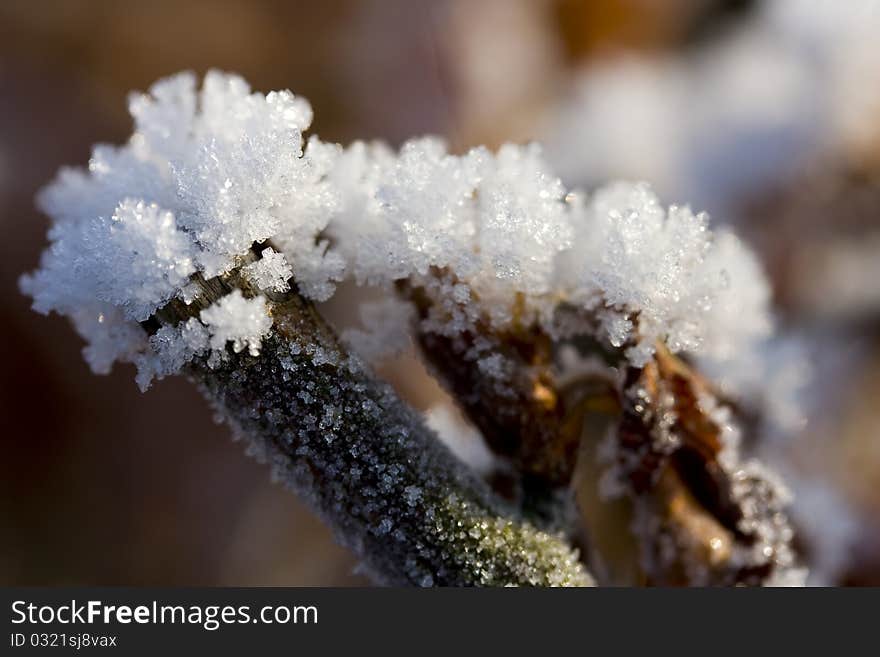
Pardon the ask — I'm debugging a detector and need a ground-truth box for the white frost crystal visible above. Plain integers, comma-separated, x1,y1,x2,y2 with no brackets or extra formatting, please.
242,247,293,293
200,291,272,357
135,317,209,391
329,139,574,329
65,198,196,322
562,182,772,367
21,71,337,384
329,142,770,371
22,70,771,390
133,292,272,390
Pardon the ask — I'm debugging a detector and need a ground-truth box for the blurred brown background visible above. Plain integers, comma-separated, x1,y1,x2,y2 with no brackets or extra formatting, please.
2,0,878,585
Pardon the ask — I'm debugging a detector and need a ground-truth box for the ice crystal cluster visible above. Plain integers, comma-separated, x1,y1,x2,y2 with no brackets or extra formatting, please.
20,71,340,388
22,70,771,392
327,142,769,373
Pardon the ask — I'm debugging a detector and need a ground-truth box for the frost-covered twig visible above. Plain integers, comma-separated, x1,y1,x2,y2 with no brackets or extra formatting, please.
175,264,591,586
21,70,802,585
19,71,590,586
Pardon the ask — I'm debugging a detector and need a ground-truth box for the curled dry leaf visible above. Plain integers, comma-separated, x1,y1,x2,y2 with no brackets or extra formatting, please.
608,343,801,585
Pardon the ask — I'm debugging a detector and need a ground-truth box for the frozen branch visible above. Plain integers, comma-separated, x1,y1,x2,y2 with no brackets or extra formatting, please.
160,263,592,586
20,70,804,586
